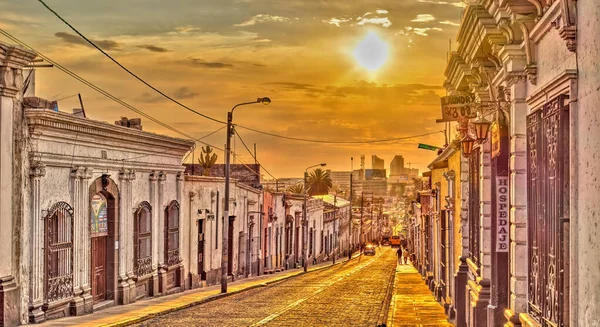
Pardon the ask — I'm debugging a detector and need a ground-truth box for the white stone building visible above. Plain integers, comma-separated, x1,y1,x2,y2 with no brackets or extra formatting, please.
182,175,262,287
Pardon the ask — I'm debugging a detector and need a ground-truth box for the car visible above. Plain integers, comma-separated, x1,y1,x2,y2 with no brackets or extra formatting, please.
364,244,376,256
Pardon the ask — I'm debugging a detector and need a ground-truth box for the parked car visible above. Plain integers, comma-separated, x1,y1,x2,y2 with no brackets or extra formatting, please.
364,244,376,256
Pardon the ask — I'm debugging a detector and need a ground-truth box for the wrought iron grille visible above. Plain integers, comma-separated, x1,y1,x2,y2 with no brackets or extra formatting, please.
469,147,481,265
134,202,153,277
165,201,181,267
44,201,74,303
527,95,570,327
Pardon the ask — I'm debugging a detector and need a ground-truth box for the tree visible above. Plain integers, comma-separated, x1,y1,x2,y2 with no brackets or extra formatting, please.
306,168,332,195
198,146,218,176
287,183,305,194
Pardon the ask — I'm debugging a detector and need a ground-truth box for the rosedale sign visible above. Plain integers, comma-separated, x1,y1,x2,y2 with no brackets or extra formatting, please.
437,93,478,122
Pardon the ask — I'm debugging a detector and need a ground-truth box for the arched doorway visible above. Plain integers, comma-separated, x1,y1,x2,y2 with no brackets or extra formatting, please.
89,175,119,307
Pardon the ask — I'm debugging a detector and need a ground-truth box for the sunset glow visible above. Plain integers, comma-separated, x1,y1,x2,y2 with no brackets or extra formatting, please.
353,32,389,71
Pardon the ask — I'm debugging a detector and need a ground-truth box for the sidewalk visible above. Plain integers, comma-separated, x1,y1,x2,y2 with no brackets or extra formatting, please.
386,264,453,327
40,254,361,327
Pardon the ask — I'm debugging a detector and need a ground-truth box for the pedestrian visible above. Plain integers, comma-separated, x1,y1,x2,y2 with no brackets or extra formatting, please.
396,247,402,265
403,248,409,265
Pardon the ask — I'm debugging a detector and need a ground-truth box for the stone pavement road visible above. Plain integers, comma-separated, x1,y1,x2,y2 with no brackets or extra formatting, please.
133,247,397,327
387,264,453,327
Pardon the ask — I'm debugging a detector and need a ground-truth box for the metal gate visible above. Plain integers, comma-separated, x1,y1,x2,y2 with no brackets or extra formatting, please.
44,201,74,303
526,95,570,326
469,147,481,265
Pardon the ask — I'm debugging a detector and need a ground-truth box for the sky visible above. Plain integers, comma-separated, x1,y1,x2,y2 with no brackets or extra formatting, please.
0,0,464,178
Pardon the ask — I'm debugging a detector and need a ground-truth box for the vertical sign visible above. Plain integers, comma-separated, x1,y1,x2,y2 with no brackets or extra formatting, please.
491,121,501,158
496,176,509,252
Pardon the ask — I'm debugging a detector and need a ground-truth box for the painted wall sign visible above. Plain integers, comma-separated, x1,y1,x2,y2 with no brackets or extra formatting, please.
496,176,509,252
491,121,501,158
438,93,478,122
91,193,108,236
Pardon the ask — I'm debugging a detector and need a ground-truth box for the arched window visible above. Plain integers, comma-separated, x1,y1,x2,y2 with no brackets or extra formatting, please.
44,201,74,303
134,202,152,276
165,201,180,266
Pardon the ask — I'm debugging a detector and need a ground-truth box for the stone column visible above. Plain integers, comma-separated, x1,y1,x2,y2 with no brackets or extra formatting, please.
117,169,130,304
80,168,93,312
69,167,84,315
149,171,159,295
157,171,167,294
480,141,492,280
506,80,528,325
0,42,36,327
176,172,185,291
126,170,136,302
28,164,45,323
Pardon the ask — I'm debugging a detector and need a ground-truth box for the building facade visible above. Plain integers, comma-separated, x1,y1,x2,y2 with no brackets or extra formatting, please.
407,1,600,326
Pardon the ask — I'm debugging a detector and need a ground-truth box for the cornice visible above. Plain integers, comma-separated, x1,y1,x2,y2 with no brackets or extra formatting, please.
529,0,576,52
526,69,577,108
30,152,186,173
25,109,194,154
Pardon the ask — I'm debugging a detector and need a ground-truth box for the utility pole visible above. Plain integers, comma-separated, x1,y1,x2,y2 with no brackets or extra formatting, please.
348,157,353,260
303,172,308,272
221,110,233,293
360,191,364,252
333,193,337,264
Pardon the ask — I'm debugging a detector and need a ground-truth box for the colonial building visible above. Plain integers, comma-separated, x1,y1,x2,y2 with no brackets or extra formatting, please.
408,0,600,326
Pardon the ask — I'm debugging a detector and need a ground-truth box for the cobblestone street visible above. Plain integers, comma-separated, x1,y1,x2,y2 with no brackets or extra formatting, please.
134,248,396,327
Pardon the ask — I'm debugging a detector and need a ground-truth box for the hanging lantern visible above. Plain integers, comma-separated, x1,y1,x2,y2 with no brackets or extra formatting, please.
461,135,475,158
473,115,492,143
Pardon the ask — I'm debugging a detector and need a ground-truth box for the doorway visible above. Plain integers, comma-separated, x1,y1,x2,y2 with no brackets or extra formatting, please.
198,219,205,280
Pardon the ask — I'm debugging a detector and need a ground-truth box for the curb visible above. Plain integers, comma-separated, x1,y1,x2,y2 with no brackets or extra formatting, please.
102,253,363,327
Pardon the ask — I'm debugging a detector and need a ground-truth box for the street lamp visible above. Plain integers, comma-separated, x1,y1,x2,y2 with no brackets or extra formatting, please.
222,97,271,294
473,114,492,143
303,163,326,272
460,135,475,158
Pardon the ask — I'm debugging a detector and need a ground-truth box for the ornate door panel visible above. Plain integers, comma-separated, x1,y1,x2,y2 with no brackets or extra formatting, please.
527,95,570,327
44,202,74,304
91,236,107,303
469,147,481,265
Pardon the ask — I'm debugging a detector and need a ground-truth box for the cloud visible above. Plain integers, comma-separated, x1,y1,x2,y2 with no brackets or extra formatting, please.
171,25,201,34
54,32,120,50
234,14,295,27
439,20,460,26
137,45,169,52
188,58,233,68
411,14,436,23
173,87,199,99
417,0,465,7
324,17,352,27
376,9,389,14
356,17,392,28
401,27,443,36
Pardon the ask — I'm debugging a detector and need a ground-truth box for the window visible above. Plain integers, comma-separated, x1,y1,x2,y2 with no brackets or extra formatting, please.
320,230,324,253
44,201,74,303
165,201,180,266
526,95,570,326
309,228,313,256
134,202,152,276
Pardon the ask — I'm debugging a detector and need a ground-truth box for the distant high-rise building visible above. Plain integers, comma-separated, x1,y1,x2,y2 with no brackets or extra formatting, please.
390,155,405,176
372,155,384,170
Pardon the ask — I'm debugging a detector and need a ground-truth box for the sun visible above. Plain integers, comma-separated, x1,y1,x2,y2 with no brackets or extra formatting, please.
353,31,389,71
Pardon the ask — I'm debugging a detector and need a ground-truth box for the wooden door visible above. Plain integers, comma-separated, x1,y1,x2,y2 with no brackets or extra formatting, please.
91,236,107,304
198,220,205,279
227,218,234,275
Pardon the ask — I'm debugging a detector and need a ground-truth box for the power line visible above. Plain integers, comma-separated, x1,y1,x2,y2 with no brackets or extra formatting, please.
234,129,277,180
37,0,447,146
0,28,220,149
37,0,225,125
237,126,444,144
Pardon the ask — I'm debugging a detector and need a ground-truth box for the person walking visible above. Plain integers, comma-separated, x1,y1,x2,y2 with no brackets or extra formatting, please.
403,247,409,265
396,247,402,265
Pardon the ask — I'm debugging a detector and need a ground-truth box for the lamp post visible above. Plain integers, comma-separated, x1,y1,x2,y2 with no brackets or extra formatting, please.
221,97,270,293
348,157,353,260
303,163,326,272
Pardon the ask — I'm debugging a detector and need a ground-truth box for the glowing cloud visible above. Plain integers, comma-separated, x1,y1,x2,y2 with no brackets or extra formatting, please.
411,14,436,23
356,17,392,28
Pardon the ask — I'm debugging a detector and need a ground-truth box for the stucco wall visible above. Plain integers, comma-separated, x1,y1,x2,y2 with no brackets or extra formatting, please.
575,1,600,324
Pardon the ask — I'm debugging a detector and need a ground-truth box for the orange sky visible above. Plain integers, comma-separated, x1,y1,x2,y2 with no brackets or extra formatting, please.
1,0,464,178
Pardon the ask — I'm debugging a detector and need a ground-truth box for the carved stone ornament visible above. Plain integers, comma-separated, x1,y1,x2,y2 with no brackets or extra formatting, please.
525,64,538,85
30,164,46,178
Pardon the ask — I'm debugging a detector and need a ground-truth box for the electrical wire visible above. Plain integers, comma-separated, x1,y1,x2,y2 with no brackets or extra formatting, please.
37,0,225,125
234,129,277,180
237,126,444,144
37,0,448,145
